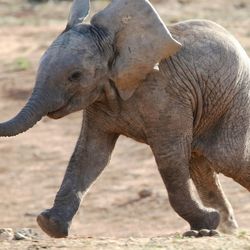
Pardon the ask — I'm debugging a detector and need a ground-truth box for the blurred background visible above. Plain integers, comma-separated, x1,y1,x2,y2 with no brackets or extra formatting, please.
0,0,249,239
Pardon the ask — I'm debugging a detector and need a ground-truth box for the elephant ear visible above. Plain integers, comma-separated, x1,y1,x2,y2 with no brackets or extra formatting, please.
91,0,182,100
67,0,90,28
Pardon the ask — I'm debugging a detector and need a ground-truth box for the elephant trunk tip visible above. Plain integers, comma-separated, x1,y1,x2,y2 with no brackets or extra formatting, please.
0,87,63,137
0,116,42,137
0,97,47,137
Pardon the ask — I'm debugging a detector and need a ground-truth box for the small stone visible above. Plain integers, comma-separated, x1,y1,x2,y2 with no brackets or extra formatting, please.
0,228,14,240
138,189,152,199
199,229,210,237
14,228,38,240
24,212,38,217
210,230,220,236
234,2,247,9
183,230,199,237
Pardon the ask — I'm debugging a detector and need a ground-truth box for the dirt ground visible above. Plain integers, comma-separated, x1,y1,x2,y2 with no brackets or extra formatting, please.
0,0,250,249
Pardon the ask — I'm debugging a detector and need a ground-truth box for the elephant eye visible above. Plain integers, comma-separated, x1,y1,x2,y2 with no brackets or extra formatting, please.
68,71,82,82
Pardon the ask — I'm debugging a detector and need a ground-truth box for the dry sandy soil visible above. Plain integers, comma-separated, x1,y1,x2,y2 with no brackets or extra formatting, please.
0,0,250,249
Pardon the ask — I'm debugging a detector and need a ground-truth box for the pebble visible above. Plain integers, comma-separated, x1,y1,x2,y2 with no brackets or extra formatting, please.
138,189,153,199
14,228,38,240
210,230,220,236
0,228,14,241
183,229,220,238
183,230,199,237
199,229,211,236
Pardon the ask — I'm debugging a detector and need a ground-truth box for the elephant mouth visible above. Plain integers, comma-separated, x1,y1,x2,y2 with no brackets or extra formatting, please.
47,103,71,119
47,93,80,119
47,95,74,119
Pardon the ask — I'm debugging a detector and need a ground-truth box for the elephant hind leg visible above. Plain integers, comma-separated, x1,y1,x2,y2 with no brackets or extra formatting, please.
190,156,238,234
229,167,250,192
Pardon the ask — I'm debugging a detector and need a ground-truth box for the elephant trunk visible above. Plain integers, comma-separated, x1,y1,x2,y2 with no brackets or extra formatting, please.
0,89,53,137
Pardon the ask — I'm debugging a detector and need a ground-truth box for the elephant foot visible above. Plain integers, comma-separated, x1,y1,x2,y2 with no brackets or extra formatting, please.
183,229,220,237
37,209,70,238
183,209,220,238
190,209,220,232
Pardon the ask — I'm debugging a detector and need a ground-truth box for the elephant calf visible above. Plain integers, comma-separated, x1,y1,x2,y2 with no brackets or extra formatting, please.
1,0,249,238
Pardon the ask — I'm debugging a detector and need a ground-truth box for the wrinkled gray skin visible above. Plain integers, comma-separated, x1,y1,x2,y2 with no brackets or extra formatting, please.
1,0,249,238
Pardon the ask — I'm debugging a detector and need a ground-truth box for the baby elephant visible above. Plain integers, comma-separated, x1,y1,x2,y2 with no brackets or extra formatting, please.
1,0,249,238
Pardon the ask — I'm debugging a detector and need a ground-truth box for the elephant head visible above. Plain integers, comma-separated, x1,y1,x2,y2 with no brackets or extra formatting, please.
0,0,181,137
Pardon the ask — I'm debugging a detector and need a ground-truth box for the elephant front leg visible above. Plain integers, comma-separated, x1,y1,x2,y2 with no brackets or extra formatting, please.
151,138,220,237
37,117,118,238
